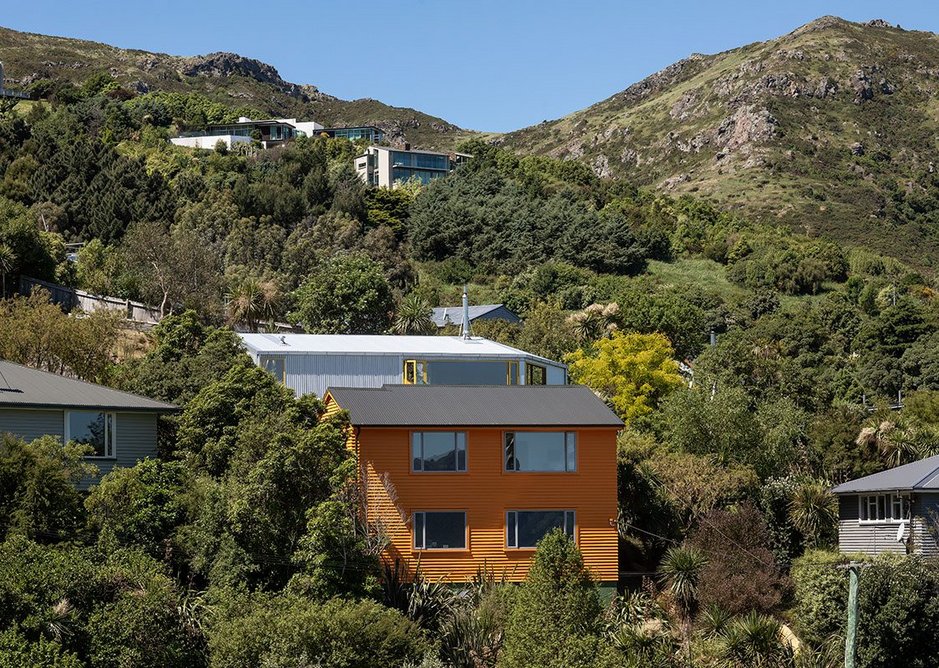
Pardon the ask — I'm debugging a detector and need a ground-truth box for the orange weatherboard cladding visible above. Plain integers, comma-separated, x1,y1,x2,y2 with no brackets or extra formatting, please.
323,393,619,583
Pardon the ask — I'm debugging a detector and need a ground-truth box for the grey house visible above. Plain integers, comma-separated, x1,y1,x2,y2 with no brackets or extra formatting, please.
832,455,939,557
431,304,521,329
0,360,175,486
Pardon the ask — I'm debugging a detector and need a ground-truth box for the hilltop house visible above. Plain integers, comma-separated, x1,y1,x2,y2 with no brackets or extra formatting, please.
354,145,471,187
170,116,299,150
431,304,520,329
239,334,567,398
0,360,175,486
323,384,622,588
832,455,939,556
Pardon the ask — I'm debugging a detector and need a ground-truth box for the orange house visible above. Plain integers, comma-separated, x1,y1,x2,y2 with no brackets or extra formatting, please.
323,384,623,587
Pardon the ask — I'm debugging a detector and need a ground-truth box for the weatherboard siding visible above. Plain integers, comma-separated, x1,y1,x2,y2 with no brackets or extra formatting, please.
280,353,403,398
0,408,64,441
838,494,939,557
357,426,619,583
0,408,159,487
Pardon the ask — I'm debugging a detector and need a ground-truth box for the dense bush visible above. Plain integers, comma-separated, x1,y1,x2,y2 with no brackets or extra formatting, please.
856,556,939,668
207,595,428,668
790,549,849,646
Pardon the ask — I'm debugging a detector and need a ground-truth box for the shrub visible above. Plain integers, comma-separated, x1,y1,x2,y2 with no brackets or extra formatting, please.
790,549,849,646
688,505,790,615
856,556,939,668
207,595,428,668
0,629,81,668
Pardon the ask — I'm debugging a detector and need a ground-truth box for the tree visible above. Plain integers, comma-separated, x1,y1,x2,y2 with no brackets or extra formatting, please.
566,331,684,423
0,244,15,295
289,253,394,334
0,434,95,543
392,293,436,335
225,276,281,332
788,480,837,549
717,612,794,668
85,459,189,559
0,290,119,382
501,531,613,668
658,546,707,648
121,221,221,318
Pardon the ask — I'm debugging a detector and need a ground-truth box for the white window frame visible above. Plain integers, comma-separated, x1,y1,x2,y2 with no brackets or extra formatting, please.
506,510,576,549
411,431,467,473
504,431,577,472
412,511,468,550
64,410,116,459
858,493,910,524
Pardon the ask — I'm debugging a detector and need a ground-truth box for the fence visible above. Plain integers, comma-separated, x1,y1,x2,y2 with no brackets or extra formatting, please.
19,276,163,325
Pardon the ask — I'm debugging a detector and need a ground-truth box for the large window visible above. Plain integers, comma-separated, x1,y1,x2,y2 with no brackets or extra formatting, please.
506,510,575,548
505,432,576,472
860,493,910,523
260,356,286,384
412,432,467,472
526,363,546,385
66,410,115,458
413,511,466,550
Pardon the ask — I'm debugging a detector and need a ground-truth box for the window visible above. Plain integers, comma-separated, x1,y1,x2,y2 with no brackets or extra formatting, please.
507,361,519,385
413,511,466,550
506,510,575,548
412,432,466,472
260,356,286,384
66,410,115,458
860,493,910,523
505,432,576,472
526,363,546,385
403,359,428,384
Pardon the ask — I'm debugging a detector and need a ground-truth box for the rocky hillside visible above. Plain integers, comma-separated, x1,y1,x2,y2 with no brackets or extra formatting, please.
0,26,471,150
502,17,939,266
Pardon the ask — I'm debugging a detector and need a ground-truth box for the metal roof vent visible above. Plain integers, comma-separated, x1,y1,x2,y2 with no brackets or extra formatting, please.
461,286,472,340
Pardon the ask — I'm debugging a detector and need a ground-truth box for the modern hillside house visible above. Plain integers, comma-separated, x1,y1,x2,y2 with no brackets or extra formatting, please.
239,334,567,398
832,455,939,556
315,126,385,143
0,360,175,486
323,384,622,586
354,145,471,187
431,304,521,329
171,117,298,149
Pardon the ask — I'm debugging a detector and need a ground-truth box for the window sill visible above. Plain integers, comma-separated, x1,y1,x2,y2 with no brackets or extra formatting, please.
84,456,117,460
412,548,471,554
858,520,910,525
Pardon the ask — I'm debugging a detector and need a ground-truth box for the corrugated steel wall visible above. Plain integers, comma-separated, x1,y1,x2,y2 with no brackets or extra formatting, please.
283,354,403,398
358,426,619,583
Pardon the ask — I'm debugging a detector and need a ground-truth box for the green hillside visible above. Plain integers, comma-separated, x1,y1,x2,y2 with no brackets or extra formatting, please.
501,17,939,267
0,25,474,150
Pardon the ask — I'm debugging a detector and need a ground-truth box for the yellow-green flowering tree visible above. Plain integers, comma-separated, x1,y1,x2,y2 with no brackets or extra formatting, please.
566,331,684,423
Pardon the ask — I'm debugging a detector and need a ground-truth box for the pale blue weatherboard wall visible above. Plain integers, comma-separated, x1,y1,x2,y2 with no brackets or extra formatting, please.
0,408,159,485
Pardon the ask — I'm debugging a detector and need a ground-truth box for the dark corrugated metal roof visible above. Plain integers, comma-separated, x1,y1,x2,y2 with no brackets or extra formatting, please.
0,360,176,412
831,454,939,494
326,384,623,427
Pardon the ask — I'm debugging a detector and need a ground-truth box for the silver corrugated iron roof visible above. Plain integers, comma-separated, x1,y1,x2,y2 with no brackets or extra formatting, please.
831,454,939,494
325,384,623,428
238,334,562,367
0,360,176,412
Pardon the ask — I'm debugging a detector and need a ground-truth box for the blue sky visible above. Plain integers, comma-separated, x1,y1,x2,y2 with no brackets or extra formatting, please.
4,1,939,132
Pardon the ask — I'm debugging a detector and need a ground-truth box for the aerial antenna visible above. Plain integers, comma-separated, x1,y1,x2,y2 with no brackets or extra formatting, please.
460,285,471,340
